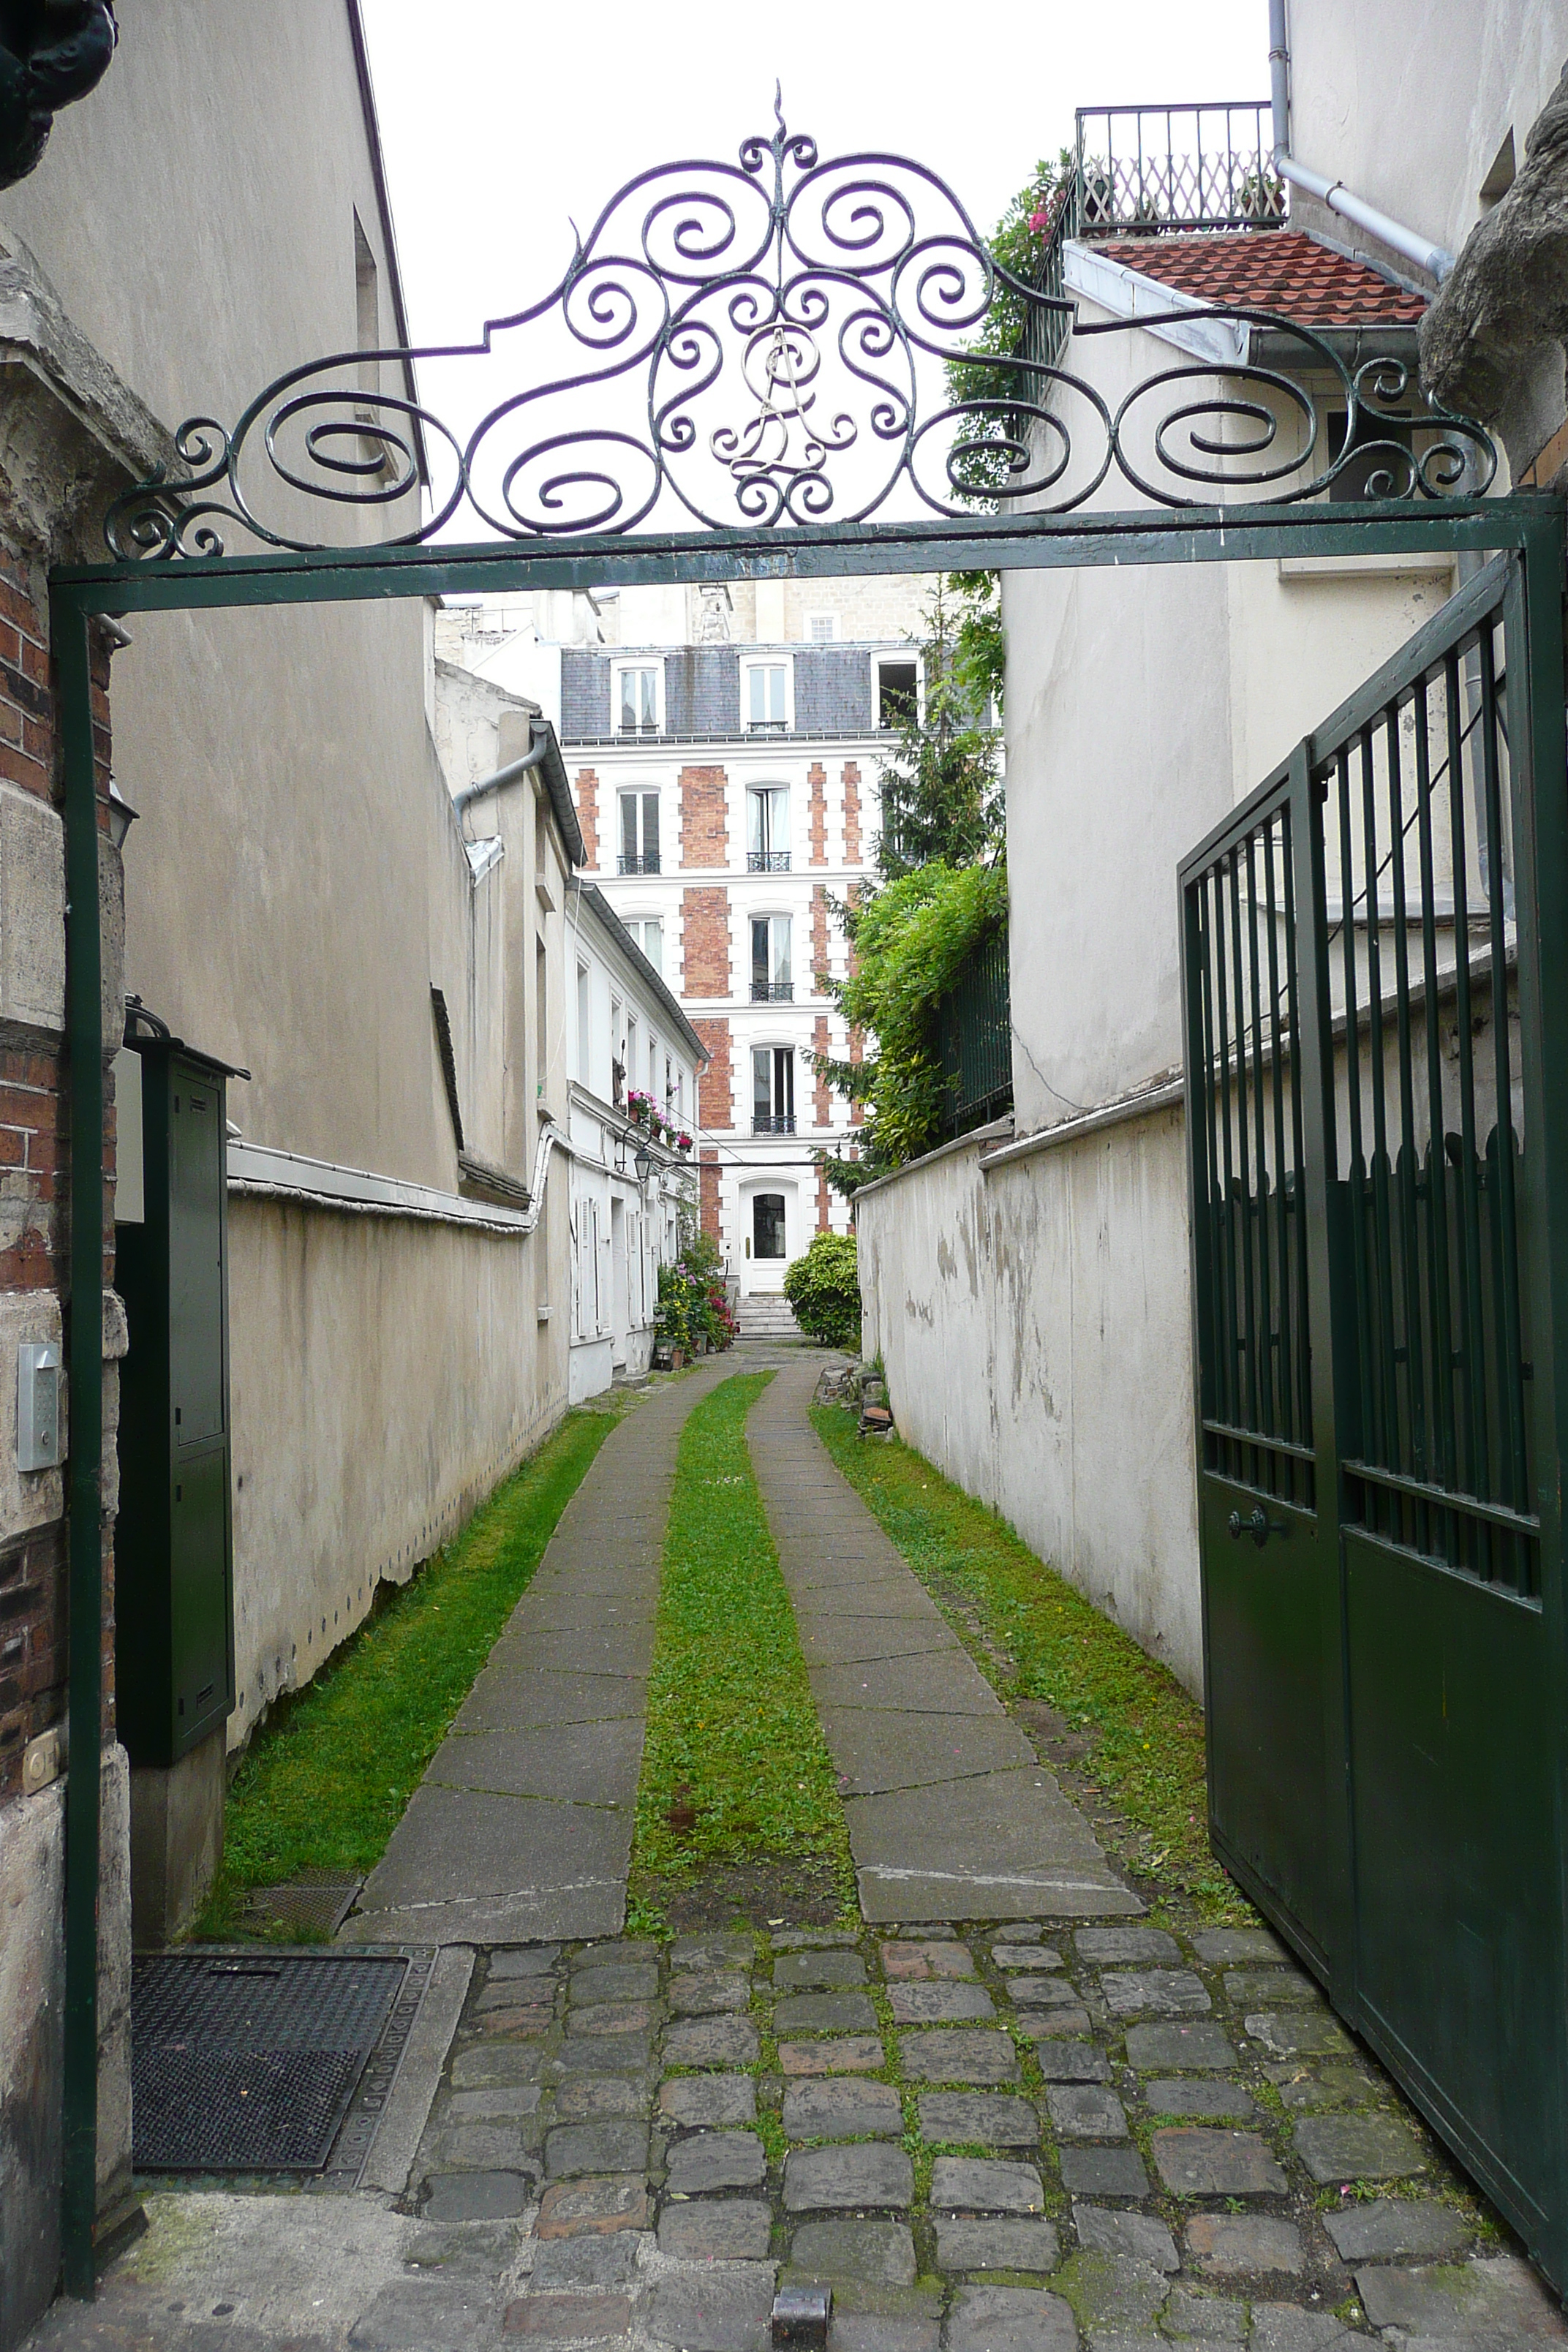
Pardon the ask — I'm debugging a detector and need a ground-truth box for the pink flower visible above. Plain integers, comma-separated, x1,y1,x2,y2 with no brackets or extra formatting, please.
1028,208,1049,233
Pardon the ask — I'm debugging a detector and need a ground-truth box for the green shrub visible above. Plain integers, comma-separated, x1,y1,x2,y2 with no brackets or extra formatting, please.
784,1230,862,1348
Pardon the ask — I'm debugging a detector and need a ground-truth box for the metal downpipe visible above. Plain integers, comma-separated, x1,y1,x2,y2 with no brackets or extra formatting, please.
452,730,548,815
56,595,105,2296
1267,0,1455,282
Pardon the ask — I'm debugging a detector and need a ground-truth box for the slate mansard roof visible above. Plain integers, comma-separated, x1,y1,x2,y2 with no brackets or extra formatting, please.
1090,230,1428,330
561,642,902,743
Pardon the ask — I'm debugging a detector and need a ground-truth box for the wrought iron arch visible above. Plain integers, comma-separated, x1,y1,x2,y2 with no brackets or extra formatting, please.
105,88,1495,563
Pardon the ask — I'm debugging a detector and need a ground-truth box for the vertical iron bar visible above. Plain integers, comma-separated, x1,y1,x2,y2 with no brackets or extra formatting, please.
1413,671,1458,1547
1282,802,1313,1477
56,598,103,2297
1199,875,1230,1455
1229,846,1260,1437
1214,861,1239,1444
1264,813,1294,1451
1479,619,1530,1551
1384,701,1430,1534
1447,645,1490,1556
1246,830,1278,1447
1338,746,1375,1509
1363,729,1400,1510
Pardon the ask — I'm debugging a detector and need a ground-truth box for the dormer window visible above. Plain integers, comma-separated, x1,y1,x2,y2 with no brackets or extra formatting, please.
742,655,792,734
614,660,663,736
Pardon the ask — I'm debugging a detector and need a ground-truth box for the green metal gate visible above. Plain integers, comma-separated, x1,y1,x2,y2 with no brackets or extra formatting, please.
1181,549,1568,2272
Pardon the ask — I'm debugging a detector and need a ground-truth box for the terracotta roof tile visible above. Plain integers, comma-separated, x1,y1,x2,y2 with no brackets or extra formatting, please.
1088,230,1427,329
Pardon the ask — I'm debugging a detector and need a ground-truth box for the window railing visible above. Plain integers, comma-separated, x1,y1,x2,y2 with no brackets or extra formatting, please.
617,720,660,737
618,852,660,875
935,924,1013,1140
1075,101,1284,233
753,1112,796,1134
746,717,788,736
752,979,794,1003
748,850,791,872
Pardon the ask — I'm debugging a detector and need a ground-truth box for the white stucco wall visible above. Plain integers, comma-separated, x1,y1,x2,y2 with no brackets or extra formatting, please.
857,1104,1202,1695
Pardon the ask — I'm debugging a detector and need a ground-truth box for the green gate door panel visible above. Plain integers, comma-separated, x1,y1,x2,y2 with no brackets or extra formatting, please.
1201,1479,1335,1970
169,1440,234,1752
1346,1527,1553,2239
170,1077,225,1445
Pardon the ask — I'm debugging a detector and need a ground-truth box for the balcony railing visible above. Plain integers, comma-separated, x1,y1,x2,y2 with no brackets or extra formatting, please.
1076,102,1284,233
745,718,788,736
753,1112,796,1134
1008,101,1281,417
935,924,1012,1141
748,850,791,872
752,979,794,1003
618,852,660,875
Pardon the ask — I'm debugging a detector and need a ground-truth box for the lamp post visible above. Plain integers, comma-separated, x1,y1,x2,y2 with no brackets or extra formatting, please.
633,1139,652,1183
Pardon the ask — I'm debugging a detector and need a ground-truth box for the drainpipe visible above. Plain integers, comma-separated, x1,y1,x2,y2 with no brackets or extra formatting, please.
452,728,549,816
56,598,103,2296
1268,0,1455,282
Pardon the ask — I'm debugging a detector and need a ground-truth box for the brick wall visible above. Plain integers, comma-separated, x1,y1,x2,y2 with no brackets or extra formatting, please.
681,887,731,1000
807,761,827,864
574,766,599,871
849,1026,864,1126
816,1162,832,1232
813,1014,832,1129
699,1147,722,1245
843,760,862,865
0,574,118,1801
693,1015,732,1130
680,764,728,868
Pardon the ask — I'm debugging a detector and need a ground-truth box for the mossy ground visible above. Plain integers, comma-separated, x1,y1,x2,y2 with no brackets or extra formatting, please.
195,1404,619,1937
810,1403,1245,1917
630,1371,855,1929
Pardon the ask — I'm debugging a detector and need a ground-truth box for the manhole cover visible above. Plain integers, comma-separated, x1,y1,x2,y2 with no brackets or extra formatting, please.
132,1950,407,2172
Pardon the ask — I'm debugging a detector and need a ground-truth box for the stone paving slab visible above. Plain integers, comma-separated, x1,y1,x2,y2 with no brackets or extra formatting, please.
343,1364,731,1945
747,1359,1139,1922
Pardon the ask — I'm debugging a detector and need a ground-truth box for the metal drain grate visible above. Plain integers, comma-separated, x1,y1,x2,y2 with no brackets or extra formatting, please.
132,1950,407,2173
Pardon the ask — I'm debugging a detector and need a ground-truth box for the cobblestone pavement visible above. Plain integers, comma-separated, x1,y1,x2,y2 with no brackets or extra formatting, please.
47,1917,1560,2350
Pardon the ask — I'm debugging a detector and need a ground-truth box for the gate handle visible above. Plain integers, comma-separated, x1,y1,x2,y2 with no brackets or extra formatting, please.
1228,1505,1285,1548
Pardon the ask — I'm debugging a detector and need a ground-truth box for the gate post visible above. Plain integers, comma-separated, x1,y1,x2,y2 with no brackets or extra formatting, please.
1507,516,1568,2280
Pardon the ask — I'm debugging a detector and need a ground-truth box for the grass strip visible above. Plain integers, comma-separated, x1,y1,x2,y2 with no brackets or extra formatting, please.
198,1403,619,1935
810,1403,1242,1916
631,1371,853,1912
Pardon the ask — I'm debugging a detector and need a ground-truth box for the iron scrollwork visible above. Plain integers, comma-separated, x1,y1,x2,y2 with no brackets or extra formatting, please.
105,91,1498,560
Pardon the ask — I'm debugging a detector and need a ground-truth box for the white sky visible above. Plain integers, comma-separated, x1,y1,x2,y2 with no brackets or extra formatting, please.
361,0,1270,347
355,1,1270,538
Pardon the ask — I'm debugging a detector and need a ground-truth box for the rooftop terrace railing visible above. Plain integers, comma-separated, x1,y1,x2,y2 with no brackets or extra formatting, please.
1074,102,1285,234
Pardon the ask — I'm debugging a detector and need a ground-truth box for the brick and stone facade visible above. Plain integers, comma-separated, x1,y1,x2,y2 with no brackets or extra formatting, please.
680,764,729,867
682,888,731,1000
574,765,599,872
843,759,862,867
693,1016,733,1130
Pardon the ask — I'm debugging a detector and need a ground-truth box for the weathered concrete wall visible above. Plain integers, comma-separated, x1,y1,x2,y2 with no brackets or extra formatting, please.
856,1104,1202,1698
226,1193,568,1749
1289,0,1568,280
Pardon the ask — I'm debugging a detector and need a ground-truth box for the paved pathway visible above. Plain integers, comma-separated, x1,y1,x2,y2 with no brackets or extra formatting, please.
747,1358,1139,1924
342,1362,733,1946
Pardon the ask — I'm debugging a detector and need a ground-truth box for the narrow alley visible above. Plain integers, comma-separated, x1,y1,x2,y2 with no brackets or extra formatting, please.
23,1352,1556,2352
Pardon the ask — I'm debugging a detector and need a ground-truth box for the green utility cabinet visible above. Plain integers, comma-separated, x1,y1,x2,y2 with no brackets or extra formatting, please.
115,1025,238,1765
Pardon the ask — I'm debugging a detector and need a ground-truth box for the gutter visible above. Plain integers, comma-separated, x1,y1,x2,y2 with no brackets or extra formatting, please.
1269,0,1454,283
454,718,585,868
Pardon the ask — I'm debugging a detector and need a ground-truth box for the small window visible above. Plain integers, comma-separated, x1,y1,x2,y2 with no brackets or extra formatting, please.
753,1046,795,1132
747,785,790,872
751,916,793,1003
619,791,660,875
753,1193,787,1257
744,658,791,734
576,962,591,1086
625,916,663,974
610,995,625,1104
615,663,660,736
877,658,919,728
807,612,838,642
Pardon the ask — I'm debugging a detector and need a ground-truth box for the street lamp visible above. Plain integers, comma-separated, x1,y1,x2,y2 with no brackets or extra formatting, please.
633,1140,652,1182
108,775,138,850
